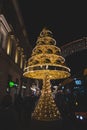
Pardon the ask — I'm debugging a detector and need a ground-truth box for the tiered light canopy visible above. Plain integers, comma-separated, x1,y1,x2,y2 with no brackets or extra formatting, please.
23,28,71,121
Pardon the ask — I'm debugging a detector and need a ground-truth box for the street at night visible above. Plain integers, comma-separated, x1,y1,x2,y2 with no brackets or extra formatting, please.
0,0,87,130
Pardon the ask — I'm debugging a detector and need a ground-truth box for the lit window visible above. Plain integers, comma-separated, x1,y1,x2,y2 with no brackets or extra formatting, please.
20,55,23,69
15,49,18,63
75,80,82,85
15,46,20,64
7,36,12,55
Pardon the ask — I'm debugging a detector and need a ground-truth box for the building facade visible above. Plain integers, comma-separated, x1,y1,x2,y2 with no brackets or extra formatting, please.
0,0,32,102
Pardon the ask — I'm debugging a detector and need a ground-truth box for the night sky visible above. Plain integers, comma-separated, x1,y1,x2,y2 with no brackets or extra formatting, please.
17,0,87,76
18,0,87,48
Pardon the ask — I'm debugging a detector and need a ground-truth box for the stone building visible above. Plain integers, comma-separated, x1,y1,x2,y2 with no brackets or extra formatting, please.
0,0,32,102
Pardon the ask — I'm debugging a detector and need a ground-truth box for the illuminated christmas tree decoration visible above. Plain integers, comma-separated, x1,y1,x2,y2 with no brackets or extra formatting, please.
23,28,71,121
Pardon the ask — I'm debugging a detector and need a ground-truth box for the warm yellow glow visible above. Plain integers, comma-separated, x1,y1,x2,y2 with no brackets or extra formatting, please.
23,28,71,121
20,54,25,69
7,36,11,55
32,75,61,121
83,68,87,76
15,46,20,64
75,102,78,106
20,56,23,68
15,49,18,63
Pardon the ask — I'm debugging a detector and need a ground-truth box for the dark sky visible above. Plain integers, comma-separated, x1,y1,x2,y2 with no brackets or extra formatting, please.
17,0,87,76
18,0,87,48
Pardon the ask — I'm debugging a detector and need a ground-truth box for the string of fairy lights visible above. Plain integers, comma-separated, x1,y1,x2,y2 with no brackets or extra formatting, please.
23,28,70,121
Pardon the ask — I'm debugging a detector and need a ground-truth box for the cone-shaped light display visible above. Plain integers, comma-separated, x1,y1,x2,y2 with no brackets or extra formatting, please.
23,28,71,121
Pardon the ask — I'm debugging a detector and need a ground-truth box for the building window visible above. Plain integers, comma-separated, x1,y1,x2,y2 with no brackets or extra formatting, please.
20,49,23,69
7,36,12,55
15,48,18,63
20,55,23,69
15,46,20,64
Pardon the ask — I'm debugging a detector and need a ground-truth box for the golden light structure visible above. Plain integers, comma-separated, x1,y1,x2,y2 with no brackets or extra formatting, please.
23,28,71,121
